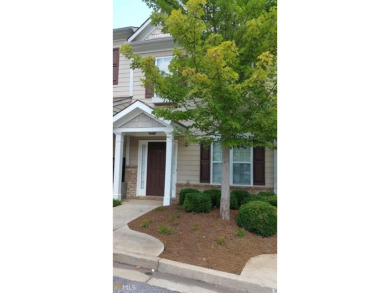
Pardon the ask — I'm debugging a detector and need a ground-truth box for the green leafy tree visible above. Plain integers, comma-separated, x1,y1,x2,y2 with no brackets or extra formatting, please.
121,0,277,220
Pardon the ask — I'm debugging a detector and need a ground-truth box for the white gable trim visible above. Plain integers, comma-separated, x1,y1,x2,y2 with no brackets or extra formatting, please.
113,100,171,128
128,18,174,45
128,19,152,43
118,112,167,128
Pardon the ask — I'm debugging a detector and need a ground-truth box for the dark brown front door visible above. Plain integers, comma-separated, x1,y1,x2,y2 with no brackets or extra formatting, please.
146,142,166,196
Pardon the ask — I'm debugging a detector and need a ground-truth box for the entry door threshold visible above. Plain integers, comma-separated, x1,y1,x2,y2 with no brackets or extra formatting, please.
136,196,163,201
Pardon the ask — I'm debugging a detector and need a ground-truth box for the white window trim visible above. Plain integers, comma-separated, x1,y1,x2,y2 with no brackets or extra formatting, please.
210,143,254,187
136,139,178,197
152,56,173,104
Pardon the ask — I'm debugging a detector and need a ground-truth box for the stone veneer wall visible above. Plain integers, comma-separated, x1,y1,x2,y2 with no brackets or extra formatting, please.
125,166,138,198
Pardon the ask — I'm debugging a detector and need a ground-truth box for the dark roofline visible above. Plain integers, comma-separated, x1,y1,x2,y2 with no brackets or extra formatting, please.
113,26,137,32
127,18,151,42
113,26,137,41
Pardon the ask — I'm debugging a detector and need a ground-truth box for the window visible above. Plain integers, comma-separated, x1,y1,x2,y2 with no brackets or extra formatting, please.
152,56,173,103
211,142,252,186
140,144,146,189
156,56,173,74
212,142,222,184
232,147,251,185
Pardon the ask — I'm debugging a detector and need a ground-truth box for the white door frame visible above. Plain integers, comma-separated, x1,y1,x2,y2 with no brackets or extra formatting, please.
137,139,178,197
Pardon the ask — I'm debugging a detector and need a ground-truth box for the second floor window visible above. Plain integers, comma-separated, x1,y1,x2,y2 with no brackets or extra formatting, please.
156,56,173,74
149,56,173,102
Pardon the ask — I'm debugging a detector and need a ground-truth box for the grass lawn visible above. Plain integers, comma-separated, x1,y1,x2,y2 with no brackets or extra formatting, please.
128,204,277,275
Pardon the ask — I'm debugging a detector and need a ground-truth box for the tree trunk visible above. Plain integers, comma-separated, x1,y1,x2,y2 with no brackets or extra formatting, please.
220,146,230,220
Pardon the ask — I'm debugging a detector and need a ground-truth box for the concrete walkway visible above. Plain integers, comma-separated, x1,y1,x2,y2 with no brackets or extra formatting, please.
113,199,164,257
241,254,277,289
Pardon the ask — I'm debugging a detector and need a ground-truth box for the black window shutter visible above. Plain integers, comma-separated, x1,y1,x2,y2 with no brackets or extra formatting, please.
253,147,265,185
145,83,154,98
122,157,126,182
113,48,119,85
200,143,210,183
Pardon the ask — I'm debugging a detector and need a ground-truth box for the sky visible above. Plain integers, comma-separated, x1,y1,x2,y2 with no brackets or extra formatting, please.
113,0,152,29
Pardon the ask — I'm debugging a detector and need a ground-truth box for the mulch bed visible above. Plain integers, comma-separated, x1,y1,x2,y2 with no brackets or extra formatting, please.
128,204,277,275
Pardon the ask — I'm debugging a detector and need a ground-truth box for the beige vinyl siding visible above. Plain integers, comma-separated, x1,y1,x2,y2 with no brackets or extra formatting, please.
177,141,201,184
132,68,147,103
139,49,173,59
129,136,140,167
113,40,130,98
145,27,171,40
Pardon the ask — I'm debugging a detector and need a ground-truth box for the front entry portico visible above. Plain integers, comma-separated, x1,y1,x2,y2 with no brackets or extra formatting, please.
113,101,179,206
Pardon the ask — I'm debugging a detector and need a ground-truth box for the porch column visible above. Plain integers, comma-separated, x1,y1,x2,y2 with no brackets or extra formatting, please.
113,132,124,200
163,132,174,206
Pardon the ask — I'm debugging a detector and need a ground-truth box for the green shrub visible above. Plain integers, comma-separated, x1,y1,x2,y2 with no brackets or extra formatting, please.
203,189,221,207
265,196,277,207
241,195,255,205
258,191,277,197
157,225,175,235
230,192,239,209
231,190,251,206
179,188,199,205
113,199,121,207
235,229,245,237
183,193,212,213
215,192,239,209
236,201,277,237
140,219,151,228
217,237,225,245
241,194,277,207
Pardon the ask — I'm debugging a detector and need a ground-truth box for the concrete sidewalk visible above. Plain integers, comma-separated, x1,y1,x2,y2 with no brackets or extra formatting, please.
113,199,164,257
241,254,277,289
113,199,162,231
113,199,277,292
